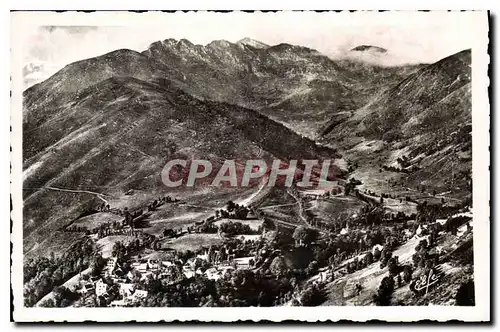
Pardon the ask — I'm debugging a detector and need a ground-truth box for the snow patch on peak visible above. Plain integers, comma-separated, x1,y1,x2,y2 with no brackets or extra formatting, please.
237,38,269,49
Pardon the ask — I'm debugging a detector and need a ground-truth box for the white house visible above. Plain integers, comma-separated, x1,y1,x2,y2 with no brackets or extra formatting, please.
112,277,127,284
119,283,136,298
95,279,108,297
105,257,118,276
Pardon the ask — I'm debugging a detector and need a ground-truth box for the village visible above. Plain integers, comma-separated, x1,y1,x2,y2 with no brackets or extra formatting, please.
74,246,256,308
26,171,475,309
41,192,264,308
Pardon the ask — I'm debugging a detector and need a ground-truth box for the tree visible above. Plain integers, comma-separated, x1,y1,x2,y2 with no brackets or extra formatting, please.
365,251,374,265
345,183,352,196
52,286,79,307
380,249,392,269
262,218,275,230
227,201,236,212
90,254,106,276
40,298,55,308
97,295,107,307
403,265,413,283
234,206,250,220
300,285,325,306
416,239,428,252
219,221,252,236
112,241,124,259
307,261,319,276
131,269,142,283
455,280,475,306
374,276,395,306
373,247,382,261
146,275,162,294
387,257,400,276
193,257,209,272
269,256,287,277
293,226,318,246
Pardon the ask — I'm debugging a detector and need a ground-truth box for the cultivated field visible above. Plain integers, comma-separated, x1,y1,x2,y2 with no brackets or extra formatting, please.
96,235,135,258
161,233,223,252
310,195,367,222
72,212,124,230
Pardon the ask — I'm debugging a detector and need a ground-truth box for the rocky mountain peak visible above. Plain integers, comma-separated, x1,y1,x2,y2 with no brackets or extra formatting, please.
207,39,233,49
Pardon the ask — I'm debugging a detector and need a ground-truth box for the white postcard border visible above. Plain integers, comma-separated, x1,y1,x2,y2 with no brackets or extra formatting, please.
10,10,490,322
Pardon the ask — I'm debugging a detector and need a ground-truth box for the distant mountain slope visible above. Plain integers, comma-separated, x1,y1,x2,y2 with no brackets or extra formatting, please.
360,49,471,140
22,76,339,255
22,39,472,255
24,38,422,139
23,49,168,110
141,39,422,137
323,49,472,196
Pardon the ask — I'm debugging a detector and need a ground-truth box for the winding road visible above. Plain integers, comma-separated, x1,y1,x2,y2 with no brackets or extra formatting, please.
25,186,113,204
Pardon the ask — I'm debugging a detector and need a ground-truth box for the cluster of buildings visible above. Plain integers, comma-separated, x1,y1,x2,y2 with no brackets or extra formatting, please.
203,257,254,280
77,257,150,307
125,250,255,282
76,250,257,307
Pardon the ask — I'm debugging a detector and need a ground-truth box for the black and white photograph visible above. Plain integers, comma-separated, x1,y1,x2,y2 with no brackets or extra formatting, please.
10,10,490,322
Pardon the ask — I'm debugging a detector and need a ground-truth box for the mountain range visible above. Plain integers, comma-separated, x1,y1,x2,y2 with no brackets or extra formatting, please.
22,38,471,256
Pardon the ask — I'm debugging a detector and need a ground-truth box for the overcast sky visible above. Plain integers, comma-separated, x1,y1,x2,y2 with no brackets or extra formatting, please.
16,11,483,86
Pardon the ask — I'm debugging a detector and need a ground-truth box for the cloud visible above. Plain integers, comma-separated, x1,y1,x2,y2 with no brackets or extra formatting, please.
40,26,99,34
18,11,481,87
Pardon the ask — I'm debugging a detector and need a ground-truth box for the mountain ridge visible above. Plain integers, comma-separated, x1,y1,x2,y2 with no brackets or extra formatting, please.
23,73,342,256
22,38,472,257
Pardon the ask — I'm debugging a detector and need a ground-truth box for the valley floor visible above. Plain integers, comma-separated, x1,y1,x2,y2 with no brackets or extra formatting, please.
24,163,474,308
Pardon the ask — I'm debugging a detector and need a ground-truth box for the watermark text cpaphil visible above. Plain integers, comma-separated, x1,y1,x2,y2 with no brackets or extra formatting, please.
161,159,341,188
